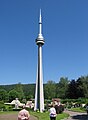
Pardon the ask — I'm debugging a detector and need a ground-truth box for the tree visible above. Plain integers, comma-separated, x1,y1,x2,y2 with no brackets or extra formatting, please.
76,76,88,98
76,77,85,98
44,80,56,99
66,79,78,99
23,84,35,100
8,89,19,102
56,77,69,98
0,89,8,101
82,76,88,98
14,83,24,100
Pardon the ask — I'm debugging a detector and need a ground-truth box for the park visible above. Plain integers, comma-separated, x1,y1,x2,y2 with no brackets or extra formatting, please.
0,86,88,120
0,0,88,120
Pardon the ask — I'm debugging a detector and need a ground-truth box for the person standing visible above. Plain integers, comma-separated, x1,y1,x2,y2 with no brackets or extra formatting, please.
49,104,57,120
86,103,88,115
18,106,30,120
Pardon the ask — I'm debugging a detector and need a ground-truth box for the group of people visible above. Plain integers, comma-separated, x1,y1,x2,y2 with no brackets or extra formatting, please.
17,104,57,120
17,103,88,120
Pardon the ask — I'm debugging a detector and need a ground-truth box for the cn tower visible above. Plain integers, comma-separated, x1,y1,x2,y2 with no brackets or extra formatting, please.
34,9,45,112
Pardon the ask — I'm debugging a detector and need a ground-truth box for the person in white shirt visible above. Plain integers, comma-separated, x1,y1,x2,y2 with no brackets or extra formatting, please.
49,104,57,120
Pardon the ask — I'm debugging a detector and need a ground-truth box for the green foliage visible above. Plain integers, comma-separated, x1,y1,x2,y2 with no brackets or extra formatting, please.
0,83,35,101
0,89,8,101
0,101,4,109
8,89,19,102
23,84,35,100
0,101,7,111
66,79,78,99
31,111,69,120
56,77,69,98
44,80,56,99
44,81,56,99
0,111,69,120
69,107,86,112
0,75,88,101
0,84,16,92
62,98,88,105
65,75,88,99
14,83,24,100
7,106,13,111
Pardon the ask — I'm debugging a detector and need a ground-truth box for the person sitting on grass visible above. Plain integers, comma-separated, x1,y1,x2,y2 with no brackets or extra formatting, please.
18,105,30,120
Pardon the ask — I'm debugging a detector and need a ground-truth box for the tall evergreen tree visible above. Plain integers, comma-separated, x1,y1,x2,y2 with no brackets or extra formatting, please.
66,79,78,99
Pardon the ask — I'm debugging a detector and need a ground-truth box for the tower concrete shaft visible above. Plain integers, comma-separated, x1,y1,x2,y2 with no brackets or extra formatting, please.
34,9,45,112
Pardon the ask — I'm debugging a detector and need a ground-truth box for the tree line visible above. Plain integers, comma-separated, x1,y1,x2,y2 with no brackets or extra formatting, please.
0,75,88,102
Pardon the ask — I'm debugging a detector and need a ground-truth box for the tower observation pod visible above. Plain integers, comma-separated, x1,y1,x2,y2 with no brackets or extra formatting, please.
34,9,45,112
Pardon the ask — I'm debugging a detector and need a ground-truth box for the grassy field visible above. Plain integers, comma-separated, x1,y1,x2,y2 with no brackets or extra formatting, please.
31,111,69,120
0,111,69,120
69,107,86,113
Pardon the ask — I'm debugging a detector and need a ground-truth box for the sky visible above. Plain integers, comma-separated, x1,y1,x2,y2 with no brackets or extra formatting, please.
0,0,88,85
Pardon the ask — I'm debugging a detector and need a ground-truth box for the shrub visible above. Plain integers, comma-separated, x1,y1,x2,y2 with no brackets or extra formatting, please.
0,101,7,111
55,105,64,114
13,108,22,111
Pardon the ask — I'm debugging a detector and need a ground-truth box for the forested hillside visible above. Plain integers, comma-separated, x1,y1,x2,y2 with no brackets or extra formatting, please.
0,75,88,102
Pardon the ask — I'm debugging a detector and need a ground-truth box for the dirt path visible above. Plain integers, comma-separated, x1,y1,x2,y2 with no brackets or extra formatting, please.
0,112,38,120
63,110,88,120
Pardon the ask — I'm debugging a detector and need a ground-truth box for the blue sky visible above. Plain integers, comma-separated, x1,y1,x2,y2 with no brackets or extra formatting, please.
0,0,88,85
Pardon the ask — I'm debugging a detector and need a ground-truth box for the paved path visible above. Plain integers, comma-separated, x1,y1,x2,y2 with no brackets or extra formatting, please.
0,113,38,120
63,110,88,120
29,115,38,120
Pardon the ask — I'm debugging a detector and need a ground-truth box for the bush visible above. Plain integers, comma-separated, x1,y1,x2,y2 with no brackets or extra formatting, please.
25,107,34,111
7,106,13,111
55,105,64,114
13,108,22,111
0,101,7,111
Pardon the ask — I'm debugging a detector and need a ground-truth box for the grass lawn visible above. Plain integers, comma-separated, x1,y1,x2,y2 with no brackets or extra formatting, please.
69,107,86,113
0,111,69,120
31,111,69,120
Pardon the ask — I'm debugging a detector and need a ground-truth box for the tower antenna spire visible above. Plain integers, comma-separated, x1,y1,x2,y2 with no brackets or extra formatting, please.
39,8,42,36
36,9,45,45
